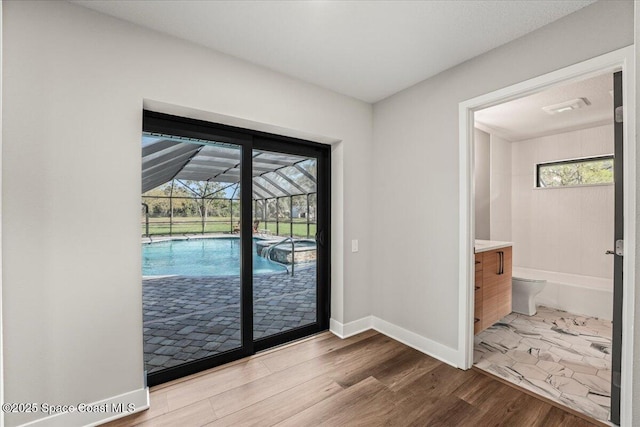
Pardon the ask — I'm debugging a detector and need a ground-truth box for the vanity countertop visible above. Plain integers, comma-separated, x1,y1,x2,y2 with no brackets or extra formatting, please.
474,239,513,253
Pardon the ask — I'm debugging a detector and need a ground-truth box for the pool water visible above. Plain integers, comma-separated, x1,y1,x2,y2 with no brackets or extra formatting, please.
142,238,287,276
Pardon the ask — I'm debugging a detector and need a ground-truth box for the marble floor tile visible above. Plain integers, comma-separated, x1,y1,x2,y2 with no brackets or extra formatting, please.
511,363,549,381
537,350,562,362
486,351,517,367
589,342,612,355
479,341,508,354
571,344,608,359
493,326,525,342
585,320,613,338
536,360,573,377
549,333,594,347
511,316,550,329
549,346,585,361
480,331,503,345
474,306,612,423
553,317,602,337
596,369,611,380
501,337,522,350
549,376,589,396
522,377,562,399
560,394,610,421
540,335,574,349
520,337,552,351
588,393,611,408
508,349,539,364
490,365,524,384
560,359,599,375
573,372,611,396
501,313,518,323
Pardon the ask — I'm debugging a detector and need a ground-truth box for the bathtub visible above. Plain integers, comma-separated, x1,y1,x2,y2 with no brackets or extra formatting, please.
512,267,613,321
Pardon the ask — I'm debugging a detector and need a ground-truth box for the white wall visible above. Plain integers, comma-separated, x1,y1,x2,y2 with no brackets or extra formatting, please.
2,1,372,426
372,0,631,355
3,0,639,425
511,125,614,279
635,3,640,424
474,128,490,239
490,134,511,241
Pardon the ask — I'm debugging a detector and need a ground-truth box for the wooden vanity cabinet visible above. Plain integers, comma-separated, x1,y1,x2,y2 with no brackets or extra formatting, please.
474,246,512,334
495,247,512,323
474,254,483,334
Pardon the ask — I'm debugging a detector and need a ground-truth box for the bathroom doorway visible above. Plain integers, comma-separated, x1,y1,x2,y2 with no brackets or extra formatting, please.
459,47,635,426
473,72,616,424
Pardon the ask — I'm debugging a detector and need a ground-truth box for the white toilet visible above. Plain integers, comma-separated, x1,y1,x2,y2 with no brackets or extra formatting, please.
512,275,547,316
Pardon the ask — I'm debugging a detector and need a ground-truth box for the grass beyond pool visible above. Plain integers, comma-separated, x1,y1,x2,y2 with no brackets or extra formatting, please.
142,237,287,276
142,216,317,237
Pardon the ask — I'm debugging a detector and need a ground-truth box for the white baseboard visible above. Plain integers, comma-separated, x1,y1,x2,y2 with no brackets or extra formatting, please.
19,387,149,427
371,316,459,368
330,316,373,338
330,316,459,368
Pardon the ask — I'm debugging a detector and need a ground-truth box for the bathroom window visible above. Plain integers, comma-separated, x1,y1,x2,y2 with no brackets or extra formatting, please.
536,155,614,188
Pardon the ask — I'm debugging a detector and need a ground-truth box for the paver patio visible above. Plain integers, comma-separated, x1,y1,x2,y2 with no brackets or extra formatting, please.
143,266,316,373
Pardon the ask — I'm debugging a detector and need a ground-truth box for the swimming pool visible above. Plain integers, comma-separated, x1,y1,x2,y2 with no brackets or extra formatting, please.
142,237,287,276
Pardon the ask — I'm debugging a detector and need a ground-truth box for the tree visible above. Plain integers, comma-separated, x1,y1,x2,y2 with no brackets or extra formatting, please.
538,158,613,187
175,180,227,229
143,186,170,217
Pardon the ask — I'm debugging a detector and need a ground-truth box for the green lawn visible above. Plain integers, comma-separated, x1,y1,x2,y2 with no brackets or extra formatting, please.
260,221,317,238
142,216,316,238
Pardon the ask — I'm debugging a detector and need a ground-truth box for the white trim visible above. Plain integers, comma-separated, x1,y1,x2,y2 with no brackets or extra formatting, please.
143,99,341,145
329,316,373,339
330,316,459,367
458,97,476,369
458,45,635,425
0,1,4,425
620,50,636,427
371,317,459,367
17,388,149,427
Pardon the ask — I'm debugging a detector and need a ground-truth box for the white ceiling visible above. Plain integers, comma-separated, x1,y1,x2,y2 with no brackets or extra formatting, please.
70,0,596,103
474,73,613,141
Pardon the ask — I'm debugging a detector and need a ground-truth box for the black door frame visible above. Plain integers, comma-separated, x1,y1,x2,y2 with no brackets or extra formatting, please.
610,71,623,425
142,110,330,386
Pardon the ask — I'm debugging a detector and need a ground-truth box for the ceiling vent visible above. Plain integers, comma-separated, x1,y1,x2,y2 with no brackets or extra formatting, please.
542,97,590,115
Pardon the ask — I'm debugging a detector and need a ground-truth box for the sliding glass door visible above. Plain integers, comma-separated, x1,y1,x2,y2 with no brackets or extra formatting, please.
141,133,247,385
141,111,329,385
252,149,322,348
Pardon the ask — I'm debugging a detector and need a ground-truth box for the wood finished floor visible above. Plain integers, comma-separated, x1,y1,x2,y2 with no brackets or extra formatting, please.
104,331,601,427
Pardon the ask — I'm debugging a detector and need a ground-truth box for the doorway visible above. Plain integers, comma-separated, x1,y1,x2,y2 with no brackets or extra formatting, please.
458,46,635,425
141,111,330,386
472,70,616,422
